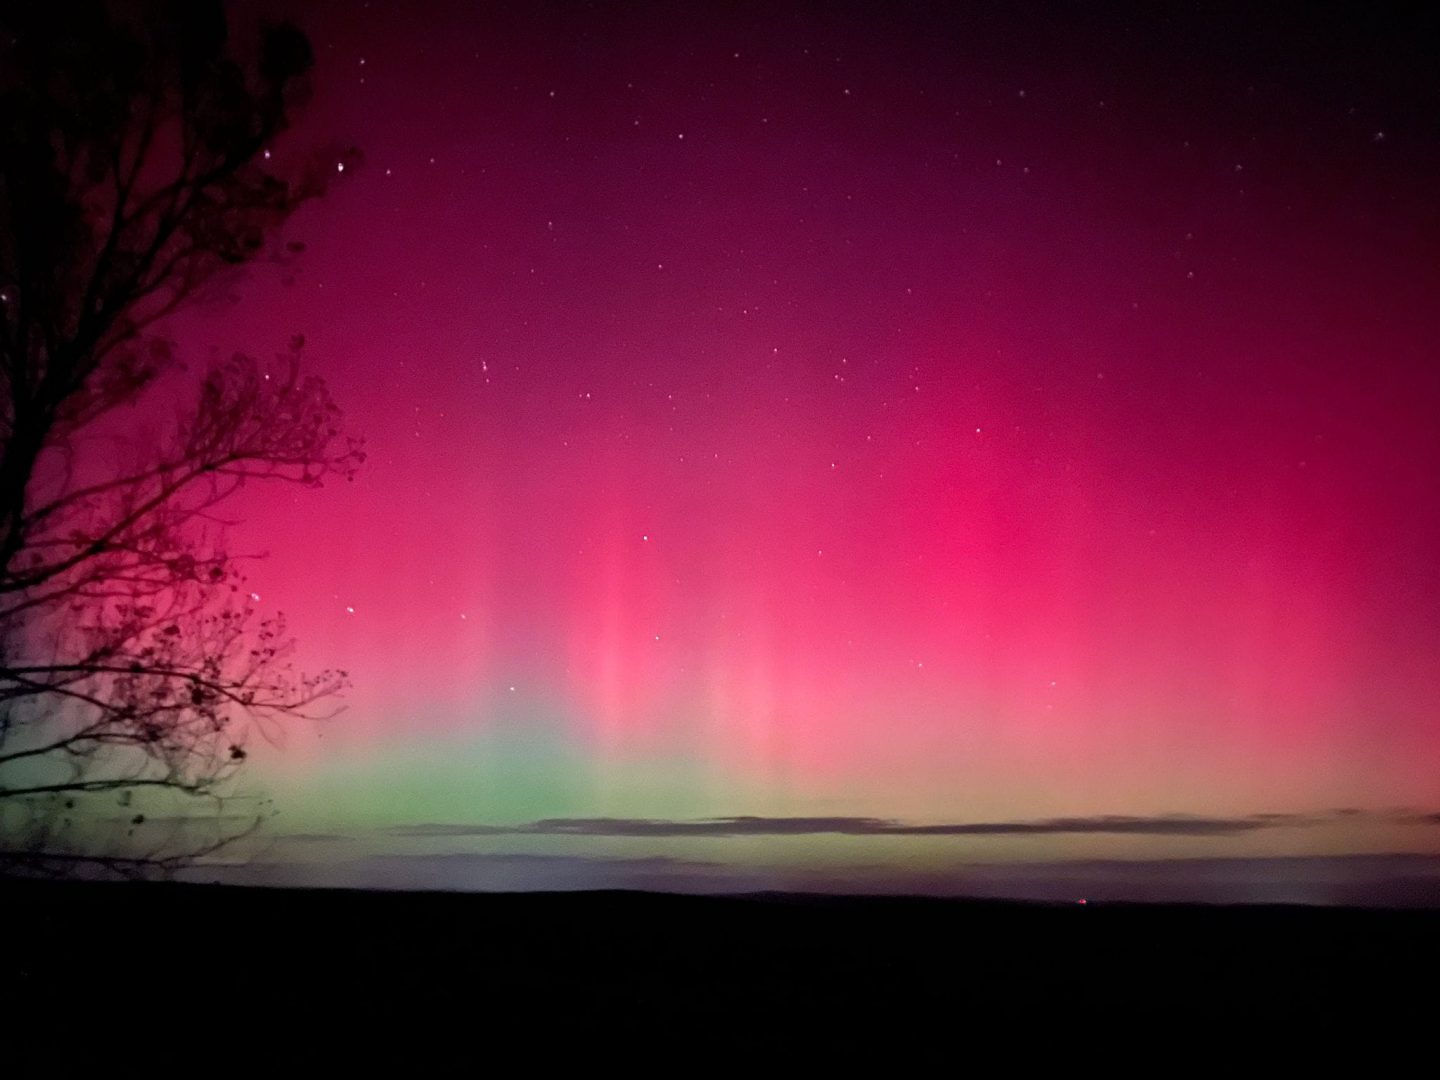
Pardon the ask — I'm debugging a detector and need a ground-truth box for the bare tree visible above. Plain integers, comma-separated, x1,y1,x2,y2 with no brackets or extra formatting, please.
0,1,364,874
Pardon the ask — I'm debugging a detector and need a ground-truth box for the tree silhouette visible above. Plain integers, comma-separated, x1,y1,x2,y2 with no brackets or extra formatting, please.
0,1,363,875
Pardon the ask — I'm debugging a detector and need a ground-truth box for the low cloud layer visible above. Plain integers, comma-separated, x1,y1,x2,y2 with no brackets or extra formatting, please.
381,809,1398,840
208,810,1440,904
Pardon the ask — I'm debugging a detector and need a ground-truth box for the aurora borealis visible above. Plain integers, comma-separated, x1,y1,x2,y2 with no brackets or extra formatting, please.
172,1,1439,900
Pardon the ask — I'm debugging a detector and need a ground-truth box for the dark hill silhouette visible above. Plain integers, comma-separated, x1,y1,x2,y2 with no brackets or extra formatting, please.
3,877,1435,1065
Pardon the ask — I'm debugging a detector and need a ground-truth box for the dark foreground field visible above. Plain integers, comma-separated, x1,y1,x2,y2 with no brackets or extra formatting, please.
4,879,1436,1063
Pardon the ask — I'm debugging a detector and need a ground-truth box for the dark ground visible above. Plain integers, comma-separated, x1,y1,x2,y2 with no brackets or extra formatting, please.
3,879,1435,1065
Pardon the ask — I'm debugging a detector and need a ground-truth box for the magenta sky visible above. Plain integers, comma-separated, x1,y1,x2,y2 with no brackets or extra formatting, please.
171,1,1440,899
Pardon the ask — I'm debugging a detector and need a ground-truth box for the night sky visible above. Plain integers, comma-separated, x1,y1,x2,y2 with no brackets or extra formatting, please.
175,1,1440,900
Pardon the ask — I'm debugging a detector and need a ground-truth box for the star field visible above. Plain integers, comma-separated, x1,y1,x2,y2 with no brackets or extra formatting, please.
177,0,1440,891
